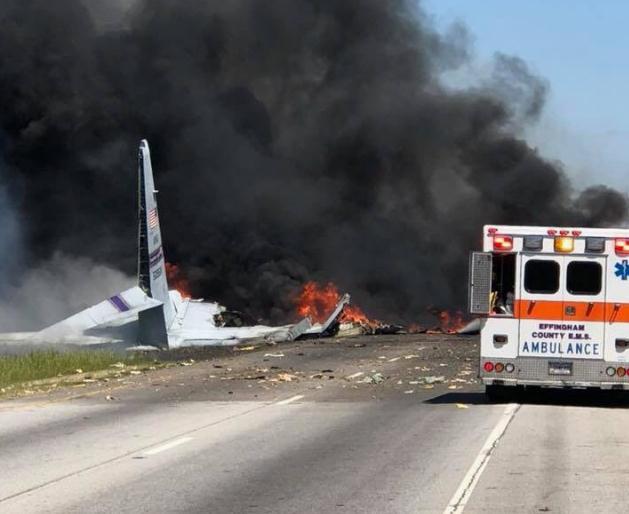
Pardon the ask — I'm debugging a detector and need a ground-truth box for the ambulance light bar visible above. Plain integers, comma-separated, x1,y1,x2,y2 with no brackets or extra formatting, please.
585,237,605,253
493,235,513,251
523,235,543,251
554,236,574,253
615,239,629,255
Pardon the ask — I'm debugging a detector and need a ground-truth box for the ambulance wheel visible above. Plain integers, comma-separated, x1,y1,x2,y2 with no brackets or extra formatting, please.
485,384,510,401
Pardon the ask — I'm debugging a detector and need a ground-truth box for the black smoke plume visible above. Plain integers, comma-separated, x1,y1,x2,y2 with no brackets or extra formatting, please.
0,0,626,326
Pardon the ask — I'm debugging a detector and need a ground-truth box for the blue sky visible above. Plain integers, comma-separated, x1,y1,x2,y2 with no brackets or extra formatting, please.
424,0,629,191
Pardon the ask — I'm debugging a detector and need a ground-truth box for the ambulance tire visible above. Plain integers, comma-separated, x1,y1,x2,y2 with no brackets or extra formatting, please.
485,384,511,401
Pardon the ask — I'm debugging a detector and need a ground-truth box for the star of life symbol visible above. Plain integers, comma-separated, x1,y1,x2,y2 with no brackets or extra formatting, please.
615,260,629,280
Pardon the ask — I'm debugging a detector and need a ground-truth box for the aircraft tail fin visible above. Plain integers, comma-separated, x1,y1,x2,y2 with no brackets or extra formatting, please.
137,140,175,329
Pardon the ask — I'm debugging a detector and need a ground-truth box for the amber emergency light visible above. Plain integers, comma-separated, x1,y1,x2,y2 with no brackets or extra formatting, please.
554,236,574,253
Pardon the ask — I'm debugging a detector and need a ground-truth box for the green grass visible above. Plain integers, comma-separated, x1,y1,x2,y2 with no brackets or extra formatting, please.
0,350,148,389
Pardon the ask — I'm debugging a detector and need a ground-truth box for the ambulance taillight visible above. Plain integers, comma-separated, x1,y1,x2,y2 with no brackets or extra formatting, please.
493,235,513,252
615,239,629,255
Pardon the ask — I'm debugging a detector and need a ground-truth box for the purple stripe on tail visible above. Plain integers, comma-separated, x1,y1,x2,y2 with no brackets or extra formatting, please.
150,247,163,268
108,294,130,312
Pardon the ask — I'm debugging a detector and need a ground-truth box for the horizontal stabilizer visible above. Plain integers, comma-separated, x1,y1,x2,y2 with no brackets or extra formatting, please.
35,286,161,341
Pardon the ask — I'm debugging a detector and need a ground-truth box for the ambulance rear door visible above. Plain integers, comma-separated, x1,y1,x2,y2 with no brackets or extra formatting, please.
518,254,564,358
562,255,606,360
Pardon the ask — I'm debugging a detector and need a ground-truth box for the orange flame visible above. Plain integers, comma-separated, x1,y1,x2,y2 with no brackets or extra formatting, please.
438,310,466,333
421,308,467,334
295,281,377,326
165,262,192,299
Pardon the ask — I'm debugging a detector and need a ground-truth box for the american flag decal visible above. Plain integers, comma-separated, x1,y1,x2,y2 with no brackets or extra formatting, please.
148,208,159,229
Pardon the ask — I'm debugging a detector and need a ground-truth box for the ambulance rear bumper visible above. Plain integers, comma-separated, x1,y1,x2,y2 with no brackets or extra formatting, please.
480,357,629,390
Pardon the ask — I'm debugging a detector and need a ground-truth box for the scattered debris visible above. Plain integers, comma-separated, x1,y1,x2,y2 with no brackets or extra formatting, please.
359,373,385,384
423,376,446,384
264,353,285,358
345,372,364,381
105,395,117,401
276,373,298,382
235,345,257,352
455,403,469,409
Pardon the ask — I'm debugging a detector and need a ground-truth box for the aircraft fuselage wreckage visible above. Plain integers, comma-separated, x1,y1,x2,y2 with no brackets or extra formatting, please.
4,141,348,349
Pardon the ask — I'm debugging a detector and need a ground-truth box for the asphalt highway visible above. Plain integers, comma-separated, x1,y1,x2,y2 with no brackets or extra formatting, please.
1,334,628,513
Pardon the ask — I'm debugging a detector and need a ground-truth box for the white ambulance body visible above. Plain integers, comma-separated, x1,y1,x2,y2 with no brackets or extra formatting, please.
470,225,629,390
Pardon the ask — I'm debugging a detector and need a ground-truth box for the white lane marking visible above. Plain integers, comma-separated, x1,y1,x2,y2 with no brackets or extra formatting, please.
443,403,520,514
275,394,305,405
143,437,193,456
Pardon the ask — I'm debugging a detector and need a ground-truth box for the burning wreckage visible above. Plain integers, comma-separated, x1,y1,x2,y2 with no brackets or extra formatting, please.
0,141,476,350
3,141,351,349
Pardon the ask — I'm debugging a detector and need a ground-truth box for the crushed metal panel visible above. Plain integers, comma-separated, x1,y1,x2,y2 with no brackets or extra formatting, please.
287,317,312,340
469,252,492,314
303,293,351,337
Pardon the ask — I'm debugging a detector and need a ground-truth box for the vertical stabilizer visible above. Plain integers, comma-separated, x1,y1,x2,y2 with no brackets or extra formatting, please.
137,140,175,329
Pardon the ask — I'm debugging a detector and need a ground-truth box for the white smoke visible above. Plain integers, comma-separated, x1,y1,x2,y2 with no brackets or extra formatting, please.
0,252,133,331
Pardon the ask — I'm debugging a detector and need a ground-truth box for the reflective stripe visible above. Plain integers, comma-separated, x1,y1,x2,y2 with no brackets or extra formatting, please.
515,300,565,320
513,300,629,322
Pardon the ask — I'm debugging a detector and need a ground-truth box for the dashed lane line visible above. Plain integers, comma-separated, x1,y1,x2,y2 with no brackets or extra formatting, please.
144,437,193,456
274,394,305,405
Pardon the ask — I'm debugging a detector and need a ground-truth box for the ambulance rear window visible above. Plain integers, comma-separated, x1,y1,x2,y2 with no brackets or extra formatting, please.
524,260,560,294
567,261,602,295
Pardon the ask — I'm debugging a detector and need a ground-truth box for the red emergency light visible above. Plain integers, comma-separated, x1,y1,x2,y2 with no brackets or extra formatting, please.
493,235,513,252
615,239,629,255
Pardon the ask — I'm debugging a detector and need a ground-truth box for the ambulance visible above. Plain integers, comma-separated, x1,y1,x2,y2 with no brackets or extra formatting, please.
469,225,629,395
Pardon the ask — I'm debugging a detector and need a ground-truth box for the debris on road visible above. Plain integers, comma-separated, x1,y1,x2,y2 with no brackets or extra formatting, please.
359,373,385,384
423,376,445,384
456,403,469,409
274,373,298,382
264,353,285,358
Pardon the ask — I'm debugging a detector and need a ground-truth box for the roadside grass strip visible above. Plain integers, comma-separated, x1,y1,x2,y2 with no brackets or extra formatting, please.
0,350,149,390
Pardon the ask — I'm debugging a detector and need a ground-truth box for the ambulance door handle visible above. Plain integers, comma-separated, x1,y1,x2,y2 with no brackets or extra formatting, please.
527,300,536,315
